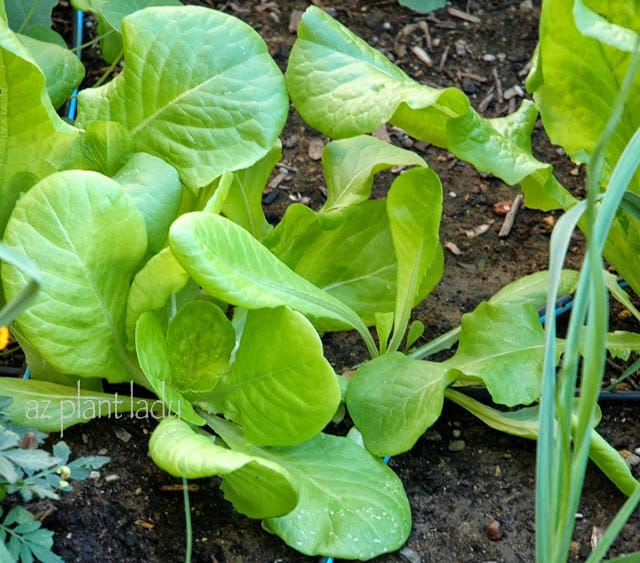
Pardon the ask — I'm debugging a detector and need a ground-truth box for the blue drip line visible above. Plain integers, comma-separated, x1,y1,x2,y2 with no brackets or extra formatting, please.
66,10,84,120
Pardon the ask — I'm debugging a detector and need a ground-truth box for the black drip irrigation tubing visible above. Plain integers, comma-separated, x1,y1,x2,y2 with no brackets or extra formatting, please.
0,10,635,563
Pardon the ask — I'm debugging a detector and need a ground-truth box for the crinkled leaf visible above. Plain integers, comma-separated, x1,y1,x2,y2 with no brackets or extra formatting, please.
77,6,288,190
166,301,234,395
1,171,146,384
149,417,298,519
115,152,182,257
135,311,204,425
0,377,156,432
445,302,546,406
17,34,84,109
574,0,640,52
125,247,189,346
346,352,447,456
528,0,640,299
169,212,376,353
286,6,576,212
218,307,340,446
2,449,58,472
0,20,80,236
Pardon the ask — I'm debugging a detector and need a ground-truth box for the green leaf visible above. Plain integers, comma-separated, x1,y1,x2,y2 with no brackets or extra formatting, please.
217,307,340,446
166,301,234,395
1,171,147,384
261,432,411,559
286,6,577,212
574,0,640,52
17,34,85,109
265,200,398,328
114,152,182,257
68,121,135,177
135,311,205,426
0,19,80,237
398,0,446,13
489,269,580,308
386,167,443,352
125,247,189,346
77,6,288,190
0,377,157,432
169,212,377,354
6,0,57,33
320,135,428,217
72,0,182,33
346,352,447,456
445,302,546,406
148,417,298,519
220,141,281,240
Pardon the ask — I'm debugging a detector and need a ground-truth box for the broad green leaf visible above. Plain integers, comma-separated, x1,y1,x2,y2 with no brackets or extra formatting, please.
445,302,546,406
528,0,640,300
169,212,377,354
0,20,80,237
68,121,135,177
166,301,234,394
265,201,398,328
286,6,577,212
77,6,289,190
125,247,189,346
6,0,57,33
17,34,84,109
0,378,157,433
320,135,427,216
1,171,147,385
387,167,443,352
489,269,580,309
149,417,298,518
72,0,182,33
346,352,447,456
217,307,340,446
261,433,411,559
135,311,204,425
221,142,281,239
529,0,640,171
115,153,182,257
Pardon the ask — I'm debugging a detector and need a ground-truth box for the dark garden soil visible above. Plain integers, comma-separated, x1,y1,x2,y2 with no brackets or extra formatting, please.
4,1,640,561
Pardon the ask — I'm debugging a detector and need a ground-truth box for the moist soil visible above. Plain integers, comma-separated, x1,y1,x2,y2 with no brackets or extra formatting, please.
4,1,640,562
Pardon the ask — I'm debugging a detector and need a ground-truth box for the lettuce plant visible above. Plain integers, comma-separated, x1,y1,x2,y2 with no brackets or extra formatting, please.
1,1,639,560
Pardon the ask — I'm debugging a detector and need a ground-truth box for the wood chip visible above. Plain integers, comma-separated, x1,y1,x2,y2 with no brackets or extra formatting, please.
492,68,504,103
411,45,432,67
308,138,324,160
288,9,303,33
447,7,481,24
135,520,156,530
465,224,491,238
160,484,200,492
437,45,450,72
417,20,432,50
498,194,523,237
444,241,462,256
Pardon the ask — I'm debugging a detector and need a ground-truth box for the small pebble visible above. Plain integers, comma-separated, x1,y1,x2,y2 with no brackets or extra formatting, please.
113,427,132,443
448,439,465,452
105,474,120,483
486,518,503,541
452,429,461,438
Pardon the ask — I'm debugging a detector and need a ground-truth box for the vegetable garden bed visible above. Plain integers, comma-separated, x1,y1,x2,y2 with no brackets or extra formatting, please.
1,0,639,562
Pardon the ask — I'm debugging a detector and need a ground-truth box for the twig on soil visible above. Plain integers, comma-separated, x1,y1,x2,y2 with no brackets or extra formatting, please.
498,194,524,238
492,68,504,104
438,45,450,72
447,7,481,25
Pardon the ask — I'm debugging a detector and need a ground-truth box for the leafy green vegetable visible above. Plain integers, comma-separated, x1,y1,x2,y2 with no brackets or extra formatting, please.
1,170,148,386
77,6,289,191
